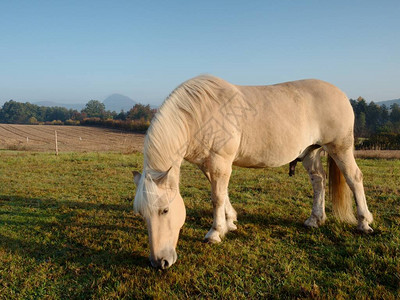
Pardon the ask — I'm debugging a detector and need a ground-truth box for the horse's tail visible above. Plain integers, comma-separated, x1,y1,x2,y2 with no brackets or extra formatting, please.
328,155,357,224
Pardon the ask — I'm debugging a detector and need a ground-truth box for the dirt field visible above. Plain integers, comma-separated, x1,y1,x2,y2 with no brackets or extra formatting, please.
0,124,145,153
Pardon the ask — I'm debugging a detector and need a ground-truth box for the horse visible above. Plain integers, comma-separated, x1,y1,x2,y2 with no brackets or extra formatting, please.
289,158,300,176
133,75,373,269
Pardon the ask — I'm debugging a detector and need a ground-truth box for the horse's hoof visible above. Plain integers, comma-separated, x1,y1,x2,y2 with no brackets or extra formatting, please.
227,222,237,231
357,224,374,234
203,236,221,244
204,229,222,243
304,217,319,228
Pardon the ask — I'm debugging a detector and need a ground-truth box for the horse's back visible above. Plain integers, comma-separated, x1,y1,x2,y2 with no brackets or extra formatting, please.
233,79,354,167
238,79,352,120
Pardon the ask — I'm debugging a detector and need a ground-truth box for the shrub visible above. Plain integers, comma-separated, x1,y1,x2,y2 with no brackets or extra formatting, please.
65,119,80,126
28,117,39,125
44,120,64,125
80,118,150,133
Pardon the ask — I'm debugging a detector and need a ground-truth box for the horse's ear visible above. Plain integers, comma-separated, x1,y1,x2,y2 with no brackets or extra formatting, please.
133,171,141,186
152,166,172,184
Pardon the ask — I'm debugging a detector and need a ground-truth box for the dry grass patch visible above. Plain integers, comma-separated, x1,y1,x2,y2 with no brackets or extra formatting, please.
355,150,400,159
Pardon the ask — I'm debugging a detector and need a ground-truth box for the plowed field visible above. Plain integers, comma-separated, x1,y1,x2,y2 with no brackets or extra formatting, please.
0,124,145,152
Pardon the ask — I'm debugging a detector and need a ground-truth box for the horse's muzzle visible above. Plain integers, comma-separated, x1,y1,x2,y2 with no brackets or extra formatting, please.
150,249,177,269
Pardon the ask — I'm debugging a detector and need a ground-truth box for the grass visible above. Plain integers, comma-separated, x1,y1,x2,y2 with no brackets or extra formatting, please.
0,151,399,299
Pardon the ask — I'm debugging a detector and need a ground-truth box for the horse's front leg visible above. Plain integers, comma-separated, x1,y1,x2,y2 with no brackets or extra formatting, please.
225,196,237,231
204,158,232,243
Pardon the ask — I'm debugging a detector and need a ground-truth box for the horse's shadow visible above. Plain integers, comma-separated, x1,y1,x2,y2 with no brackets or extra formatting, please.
0,194,149,269
186,206,305,229
183,206,364,277
1,194,374,276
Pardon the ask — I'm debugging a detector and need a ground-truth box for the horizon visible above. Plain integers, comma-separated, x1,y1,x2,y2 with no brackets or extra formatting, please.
1,1,399,106
0,92,399,109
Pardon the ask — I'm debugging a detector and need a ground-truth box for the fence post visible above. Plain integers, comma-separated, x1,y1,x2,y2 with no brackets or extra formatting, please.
55,130,59,156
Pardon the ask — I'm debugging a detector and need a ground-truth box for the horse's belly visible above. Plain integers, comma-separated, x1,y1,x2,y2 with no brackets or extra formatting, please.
233,147,300,168
233,127,317,168
233,157,278,168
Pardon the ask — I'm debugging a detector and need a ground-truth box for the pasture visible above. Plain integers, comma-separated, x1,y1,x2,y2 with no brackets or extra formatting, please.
0,148,399,298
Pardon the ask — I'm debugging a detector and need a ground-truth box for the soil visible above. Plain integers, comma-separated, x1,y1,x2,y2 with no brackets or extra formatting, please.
0,124,145,153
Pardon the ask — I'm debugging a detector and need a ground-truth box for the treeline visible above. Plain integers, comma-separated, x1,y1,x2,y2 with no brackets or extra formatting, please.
357,133,400,150
2,97,400,148
0,100,156,132
350,97,400,150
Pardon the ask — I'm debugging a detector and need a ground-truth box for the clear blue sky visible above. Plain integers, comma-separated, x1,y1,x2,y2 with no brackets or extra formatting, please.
1,0,399,106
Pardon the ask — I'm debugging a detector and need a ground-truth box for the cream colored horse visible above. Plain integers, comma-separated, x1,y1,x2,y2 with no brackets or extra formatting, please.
133,75,373,269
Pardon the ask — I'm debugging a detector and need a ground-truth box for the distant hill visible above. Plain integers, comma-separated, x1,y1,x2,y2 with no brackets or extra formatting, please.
34,101,85,111
103,94,137,112
33,93,138,112
376,98,400,107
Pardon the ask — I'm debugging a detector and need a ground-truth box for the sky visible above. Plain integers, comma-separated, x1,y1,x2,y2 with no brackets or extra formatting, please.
0,0,399,106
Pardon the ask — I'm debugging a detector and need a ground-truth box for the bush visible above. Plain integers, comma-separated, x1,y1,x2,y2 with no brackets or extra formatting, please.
80,118,150,133
28,117,39,125
44,120,64,125
65,119,80,126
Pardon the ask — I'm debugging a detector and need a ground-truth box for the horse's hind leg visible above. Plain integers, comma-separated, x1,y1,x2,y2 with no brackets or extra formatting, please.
204,156,233,243
302,148,327,228
327,146,373,233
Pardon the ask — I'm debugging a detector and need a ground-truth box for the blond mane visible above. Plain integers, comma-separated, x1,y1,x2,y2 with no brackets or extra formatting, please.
134,75,238,216
144,74,237,172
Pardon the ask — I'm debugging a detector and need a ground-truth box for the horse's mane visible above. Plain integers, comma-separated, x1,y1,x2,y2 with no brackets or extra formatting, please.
134,75,238,217
144,74,236,172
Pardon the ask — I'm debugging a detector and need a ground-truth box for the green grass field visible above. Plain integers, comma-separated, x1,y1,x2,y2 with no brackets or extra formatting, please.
0,151,399,299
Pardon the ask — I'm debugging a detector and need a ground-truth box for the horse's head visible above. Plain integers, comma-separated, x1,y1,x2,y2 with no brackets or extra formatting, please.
133,169,185,269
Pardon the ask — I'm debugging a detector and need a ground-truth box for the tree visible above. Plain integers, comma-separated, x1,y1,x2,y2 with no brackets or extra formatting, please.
36,106,48,122
366,102,382,134
0,100,34,123
81,100,106,118
115,110,127,121
389,103,400,134
355,112,366,138
380,105,390,125
45,107,71,122
71,110,84,121
355,97,368,116
127,104,156,121
390,103,400,123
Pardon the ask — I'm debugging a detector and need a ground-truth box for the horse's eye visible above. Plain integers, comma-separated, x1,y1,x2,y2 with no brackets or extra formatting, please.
161,208,169,215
